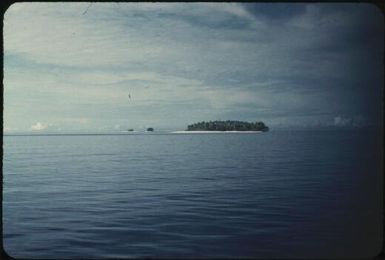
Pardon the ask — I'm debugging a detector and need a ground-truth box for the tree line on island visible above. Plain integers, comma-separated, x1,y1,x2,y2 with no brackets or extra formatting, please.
186,120,269,132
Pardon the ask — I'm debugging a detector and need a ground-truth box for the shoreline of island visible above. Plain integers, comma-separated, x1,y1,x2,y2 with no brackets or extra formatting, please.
171,130,264,134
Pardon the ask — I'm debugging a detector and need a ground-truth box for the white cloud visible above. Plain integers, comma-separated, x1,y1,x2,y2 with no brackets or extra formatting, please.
3,2,263,71
4,3,198,67
3,3,382,131
333,116,351,127
3,127,15,133
31,122,48,131
199,3,256,21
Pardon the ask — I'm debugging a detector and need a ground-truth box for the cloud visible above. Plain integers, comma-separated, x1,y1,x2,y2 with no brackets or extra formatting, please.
31,122,49,131
333,116,351,127
333,115,368,128
242,3,307,23
3,127,16,133
60,117,89,124
3,3,383,131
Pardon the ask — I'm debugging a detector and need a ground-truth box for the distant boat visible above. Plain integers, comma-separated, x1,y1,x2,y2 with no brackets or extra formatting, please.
127,129,134,132
146,127,154,132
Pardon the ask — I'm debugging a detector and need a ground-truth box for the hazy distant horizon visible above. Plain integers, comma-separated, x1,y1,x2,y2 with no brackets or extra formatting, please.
3,124,380,135
4,3,383,133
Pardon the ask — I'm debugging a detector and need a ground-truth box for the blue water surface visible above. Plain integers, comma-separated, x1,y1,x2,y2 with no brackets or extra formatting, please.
3,130,382,258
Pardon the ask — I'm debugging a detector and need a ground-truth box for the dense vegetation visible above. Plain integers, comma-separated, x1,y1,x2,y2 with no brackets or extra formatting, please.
186,120,269,132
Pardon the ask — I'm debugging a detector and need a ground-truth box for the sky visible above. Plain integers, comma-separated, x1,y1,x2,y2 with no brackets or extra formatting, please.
3,3,384,132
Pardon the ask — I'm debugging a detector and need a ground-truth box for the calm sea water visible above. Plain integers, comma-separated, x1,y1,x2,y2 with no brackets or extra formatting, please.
3,130,383,258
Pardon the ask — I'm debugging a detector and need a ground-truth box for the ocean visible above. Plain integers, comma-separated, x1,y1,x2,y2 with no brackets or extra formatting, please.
2,130,383,258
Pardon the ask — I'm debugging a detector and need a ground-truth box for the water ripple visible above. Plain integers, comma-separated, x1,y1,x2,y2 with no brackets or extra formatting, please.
3,131,382,258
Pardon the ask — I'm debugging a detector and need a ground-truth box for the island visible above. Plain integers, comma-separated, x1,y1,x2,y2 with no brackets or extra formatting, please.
186,120,269,132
